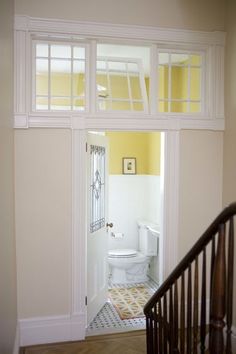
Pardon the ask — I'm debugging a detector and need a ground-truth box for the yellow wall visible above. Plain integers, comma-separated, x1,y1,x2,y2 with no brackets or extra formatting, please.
106,131,161,175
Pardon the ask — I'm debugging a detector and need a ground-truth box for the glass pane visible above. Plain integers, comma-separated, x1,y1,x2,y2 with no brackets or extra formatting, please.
171,101,188,113
73,60,85,73
110,75,129,99
73,60,85,97
36,59,48,96
98,99,111,110
133,102,143,111
171,66,188,100
190,55,202,66
73,73,84,97
130,76,141,100
108,61,126,73
171,53,189,65
36,96,48,110
158,66,169,100
73,98,85,110
128,62,139,73
36,44,48,57
190,68,201,100
111,101,131,110
51,60,71,96
97,74,108,98
73,46,85,59
51,97,71,110
97,60,107,72
158,53,170,65
90,145,105,233
51,45,71,58
158,100,168,113
190,102,201,112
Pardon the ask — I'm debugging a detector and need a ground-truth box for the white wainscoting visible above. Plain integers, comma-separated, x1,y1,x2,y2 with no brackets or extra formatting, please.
108,175,160,250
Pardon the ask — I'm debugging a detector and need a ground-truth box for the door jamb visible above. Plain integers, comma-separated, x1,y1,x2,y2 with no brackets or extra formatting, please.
71,128,179,339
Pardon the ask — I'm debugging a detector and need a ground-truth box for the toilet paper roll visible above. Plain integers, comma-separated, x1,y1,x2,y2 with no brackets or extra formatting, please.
111,232,124,238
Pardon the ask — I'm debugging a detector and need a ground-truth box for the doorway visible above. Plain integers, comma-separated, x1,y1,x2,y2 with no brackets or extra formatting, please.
86,130,164,335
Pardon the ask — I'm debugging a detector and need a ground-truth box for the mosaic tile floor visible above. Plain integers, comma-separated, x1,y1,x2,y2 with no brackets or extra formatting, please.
87,278,158,335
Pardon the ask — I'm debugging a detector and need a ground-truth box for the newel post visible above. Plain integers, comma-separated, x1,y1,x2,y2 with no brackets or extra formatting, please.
209,223,226,354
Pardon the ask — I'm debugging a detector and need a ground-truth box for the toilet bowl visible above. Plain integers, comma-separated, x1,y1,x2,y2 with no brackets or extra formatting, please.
108,249,150,283
108,221,159,284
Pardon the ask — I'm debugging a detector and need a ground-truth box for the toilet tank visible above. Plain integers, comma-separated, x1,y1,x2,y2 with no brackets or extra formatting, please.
137,220,160,256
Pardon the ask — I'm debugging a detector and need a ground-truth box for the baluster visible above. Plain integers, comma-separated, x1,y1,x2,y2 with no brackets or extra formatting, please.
154,303,158,353
174,280,179,352
210,223,226,354
200,247,206,354
209,235,216,342
158,299,162,353
149,311,154,354
169,286,174,353
226,217,234,353
187,264,192,354
180,272,185,354
193,256,199,354
146,312,151,354
163,293,168,354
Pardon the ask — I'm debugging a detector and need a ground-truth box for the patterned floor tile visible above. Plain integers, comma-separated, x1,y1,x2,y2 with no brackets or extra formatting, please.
87,278,158,335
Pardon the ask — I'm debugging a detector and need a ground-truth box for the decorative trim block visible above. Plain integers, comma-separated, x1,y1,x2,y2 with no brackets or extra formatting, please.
14,114,28,128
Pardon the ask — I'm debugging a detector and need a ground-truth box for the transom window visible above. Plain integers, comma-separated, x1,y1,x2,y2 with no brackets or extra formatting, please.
33,41,204,116
34,42,86,111
157,51,203,113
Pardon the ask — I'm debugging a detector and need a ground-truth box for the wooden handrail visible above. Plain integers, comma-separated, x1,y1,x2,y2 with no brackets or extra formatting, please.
144,202,236,354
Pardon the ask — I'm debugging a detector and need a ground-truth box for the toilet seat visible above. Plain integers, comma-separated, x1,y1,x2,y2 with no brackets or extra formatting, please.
108,249,137,258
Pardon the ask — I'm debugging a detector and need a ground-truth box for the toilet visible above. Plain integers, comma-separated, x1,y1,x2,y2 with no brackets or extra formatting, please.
108,221,159,284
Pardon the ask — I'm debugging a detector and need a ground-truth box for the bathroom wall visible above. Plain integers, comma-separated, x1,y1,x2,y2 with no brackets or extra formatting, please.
108,175,160,260
106,132,161,175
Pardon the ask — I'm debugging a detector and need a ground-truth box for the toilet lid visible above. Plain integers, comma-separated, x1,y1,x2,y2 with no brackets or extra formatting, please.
108,249,137,258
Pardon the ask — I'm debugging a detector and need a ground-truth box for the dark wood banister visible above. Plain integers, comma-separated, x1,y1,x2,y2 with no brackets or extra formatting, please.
144,202,236,354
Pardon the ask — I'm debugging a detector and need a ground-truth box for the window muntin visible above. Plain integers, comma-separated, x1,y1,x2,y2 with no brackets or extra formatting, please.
157,52,203,113
34,42,86,111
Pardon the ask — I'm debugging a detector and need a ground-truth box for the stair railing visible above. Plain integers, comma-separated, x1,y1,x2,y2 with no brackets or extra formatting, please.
144,202,236,354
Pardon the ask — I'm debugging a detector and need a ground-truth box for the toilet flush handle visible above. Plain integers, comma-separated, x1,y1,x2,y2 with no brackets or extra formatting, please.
106,222,114,228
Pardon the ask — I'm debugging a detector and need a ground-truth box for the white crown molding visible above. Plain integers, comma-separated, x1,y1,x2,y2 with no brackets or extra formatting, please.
14,15,225,46
19,313,85,346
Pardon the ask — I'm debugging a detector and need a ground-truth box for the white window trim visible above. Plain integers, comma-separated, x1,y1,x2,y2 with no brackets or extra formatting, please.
14,15,225,131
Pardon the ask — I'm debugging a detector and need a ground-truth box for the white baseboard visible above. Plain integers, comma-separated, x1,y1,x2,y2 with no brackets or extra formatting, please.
13,323,20,354
19,313,86,346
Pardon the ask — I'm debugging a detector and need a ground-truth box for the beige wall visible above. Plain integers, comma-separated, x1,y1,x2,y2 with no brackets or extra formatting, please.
13,0,229,324
223,0,236,328
179,130,223,259
15,129,72,317
0,0,17,352
15,0,225,31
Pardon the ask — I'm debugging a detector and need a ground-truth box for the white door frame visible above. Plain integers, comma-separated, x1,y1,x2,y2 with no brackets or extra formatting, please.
71,127,179,340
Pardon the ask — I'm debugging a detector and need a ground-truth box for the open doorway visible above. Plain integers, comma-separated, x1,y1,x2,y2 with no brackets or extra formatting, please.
86,130,164,335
